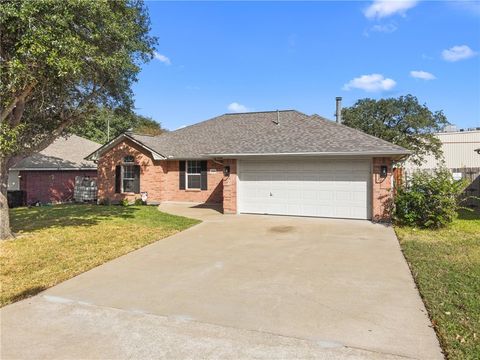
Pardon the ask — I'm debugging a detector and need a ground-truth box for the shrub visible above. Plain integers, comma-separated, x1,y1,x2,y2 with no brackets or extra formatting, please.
394,168,467,229
134,198,144,206
120,198,129,207
98,198,111,206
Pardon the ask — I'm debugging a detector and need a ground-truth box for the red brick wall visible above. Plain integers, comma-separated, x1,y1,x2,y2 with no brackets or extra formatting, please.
97,139,164,203
223,159,237,214
97,139,225,205
372,157,394,221
162,160,224,203
20,170,97,204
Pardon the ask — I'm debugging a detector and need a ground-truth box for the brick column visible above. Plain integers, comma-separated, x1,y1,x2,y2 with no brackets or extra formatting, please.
222,159,237,214
372,157,393,222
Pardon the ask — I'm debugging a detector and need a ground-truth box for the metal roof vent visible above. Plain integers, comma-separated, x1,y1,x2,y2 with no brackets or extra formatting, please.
273,110,279,125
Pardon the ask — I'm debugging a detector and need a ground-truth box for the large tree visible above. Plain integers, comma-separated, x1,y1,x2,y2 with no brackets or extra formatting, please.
0,0,156,239
342,95,448,165
72,108,165,144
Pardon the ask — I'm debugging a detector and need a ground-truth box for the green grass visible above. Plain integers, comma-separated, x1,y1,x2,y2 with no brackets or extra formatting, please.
395,210,480,360
0,204,200,307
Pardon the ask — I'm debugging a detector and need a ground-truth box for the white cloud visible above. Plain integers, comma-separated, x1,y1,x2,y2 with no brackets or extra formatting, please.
343,74,396,92
371,23,398,33
442,45,477,62
227,102,250,113
154,51,171,65
364,23,398,36
410,70,436,80
364,0,418,19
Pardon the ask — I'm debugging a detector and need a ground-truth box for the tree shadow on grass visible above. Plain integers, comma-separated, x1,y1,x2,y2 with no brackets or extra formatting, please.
457,209,480,220
10,204,139,233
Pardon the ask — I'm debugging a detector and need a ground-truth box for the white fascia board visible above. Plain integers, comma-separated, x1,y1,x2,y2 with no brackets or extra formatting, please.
205,151,411,158
85,134,166,161
12,167,97,171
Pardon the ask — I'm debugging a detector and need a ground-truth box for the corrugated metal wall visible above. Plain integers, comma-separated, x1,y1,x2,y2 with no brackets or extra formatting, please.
405,130,480,170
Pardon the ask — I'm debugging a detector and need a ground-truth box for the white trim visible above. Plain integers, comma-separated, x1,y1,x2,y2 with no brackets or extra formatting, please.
205,151,410,157
236,160,240,214
10,167,97,171
185,160,202,190
85,134,165,161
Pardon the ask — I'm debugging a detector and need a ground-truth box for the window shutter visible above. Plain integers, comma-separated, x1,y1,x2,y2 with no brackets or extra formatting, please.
115,165,121,193
133,165,141,194
200,160,208,190
179,161,186,190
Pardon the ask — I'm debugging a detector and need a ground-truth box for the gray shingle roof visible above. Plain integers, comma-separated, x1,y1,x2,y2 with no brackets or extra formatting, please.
128,110,409,159
12,135,100,170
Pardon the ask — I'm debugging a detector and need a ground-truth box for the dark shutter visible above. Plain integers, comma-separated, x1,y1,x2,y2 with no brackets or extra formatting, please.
200,160,208,190
133,165,140,194
179,161,186,190
115,165,121,193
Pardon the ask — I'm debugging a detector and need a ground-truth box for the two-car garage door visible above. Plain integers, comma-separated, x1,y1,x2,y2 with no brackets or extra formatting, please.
238,159,371,220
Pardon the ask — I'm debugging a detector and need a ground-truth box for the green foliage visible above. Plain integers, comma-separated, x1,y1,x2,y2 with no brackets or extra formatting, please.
0,123,25,156
394,168,467,228
342,95,449,165
134,198,144,206
71,107,164,144
120,199,129,207
0,0,156,159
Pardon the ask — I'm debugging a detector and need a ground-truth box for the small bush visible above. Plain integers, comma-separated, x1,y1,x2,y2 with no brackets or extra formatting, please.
394,168,466,229
134,198,144,206
120,198,129,207
98,198,111,206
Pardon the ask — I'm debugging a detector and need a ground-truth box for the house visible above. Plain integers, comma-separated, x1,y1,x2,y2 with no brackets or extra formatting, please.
8,135,100,205
88,106,410,221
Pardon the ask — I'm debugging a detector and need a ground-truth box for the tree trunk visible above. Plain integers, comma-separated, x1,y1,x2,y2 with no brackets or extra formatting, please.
0,157,13,240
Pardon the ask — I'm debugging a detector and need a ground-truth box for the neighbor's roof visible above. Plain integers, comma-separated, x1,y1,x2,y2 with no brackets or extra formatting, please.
87,110,410,161
12,135,100,170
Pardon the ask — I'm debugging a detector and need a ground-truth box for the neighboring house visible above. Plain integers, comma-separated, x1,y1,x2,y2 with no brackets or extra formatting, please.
8,135,100,204
87,110,410,221
404,129,480,170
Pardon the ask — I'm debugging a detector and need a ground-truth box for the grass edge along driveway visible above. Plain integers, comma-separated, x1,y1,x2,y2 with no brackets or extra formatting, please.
1,204,200,307
395,211,480,360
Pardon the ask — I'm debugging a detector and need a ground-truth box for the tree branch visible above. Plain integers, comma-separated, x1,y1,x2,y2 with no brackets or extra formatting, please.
1,82,36,124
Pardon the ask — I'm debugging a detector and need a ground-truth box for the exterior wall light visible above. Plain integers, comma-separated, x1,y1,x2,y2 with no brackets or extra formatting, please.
380,165,388,178
223,166,230,177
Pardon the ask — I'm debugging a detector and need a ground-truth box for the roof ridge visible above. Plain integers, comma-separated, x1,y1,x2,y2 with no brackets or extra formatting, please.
309,114,408,151
224,109,300,115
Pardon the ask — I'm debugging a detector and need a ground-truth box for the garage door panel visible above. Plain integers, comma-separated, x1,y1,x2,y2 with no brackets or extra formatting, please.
239,159,371,219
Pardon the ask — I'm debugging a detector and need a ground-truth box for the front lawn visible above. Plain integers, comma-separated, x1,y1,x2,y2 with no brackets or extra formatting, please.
0,204,200,307
395,211,480,360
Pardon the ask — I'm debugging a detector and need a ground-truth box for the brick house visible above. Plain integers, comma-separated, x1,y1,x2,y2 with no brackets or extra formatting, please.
87,110,410,221
8,135,100,205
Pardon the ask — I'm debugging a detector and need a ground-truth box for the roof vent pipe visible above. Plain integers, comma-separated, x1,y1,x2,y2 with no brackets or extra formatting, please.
335,97,342,124
273,109,279,125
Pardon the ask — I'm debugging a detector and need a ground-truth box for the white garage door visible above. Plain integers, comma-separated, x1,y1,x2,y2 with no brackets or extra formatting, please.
238,159,371,220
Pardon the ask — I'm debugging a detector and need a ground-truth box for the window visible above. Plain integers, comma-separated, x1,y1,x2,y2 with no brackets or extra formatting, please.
186,160,202,189
122,165,136,193
115,160,140,194
179,160,207,191
123,155,134,163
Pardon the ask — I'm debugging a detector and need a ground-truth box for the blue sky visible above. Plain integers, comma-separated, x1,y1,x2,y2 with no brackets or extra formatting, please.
132,1,480,130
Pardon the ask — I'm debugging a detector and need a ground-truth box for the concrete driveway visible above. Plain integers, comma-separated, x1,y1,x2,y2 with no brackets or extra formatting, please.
1,204,442,359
